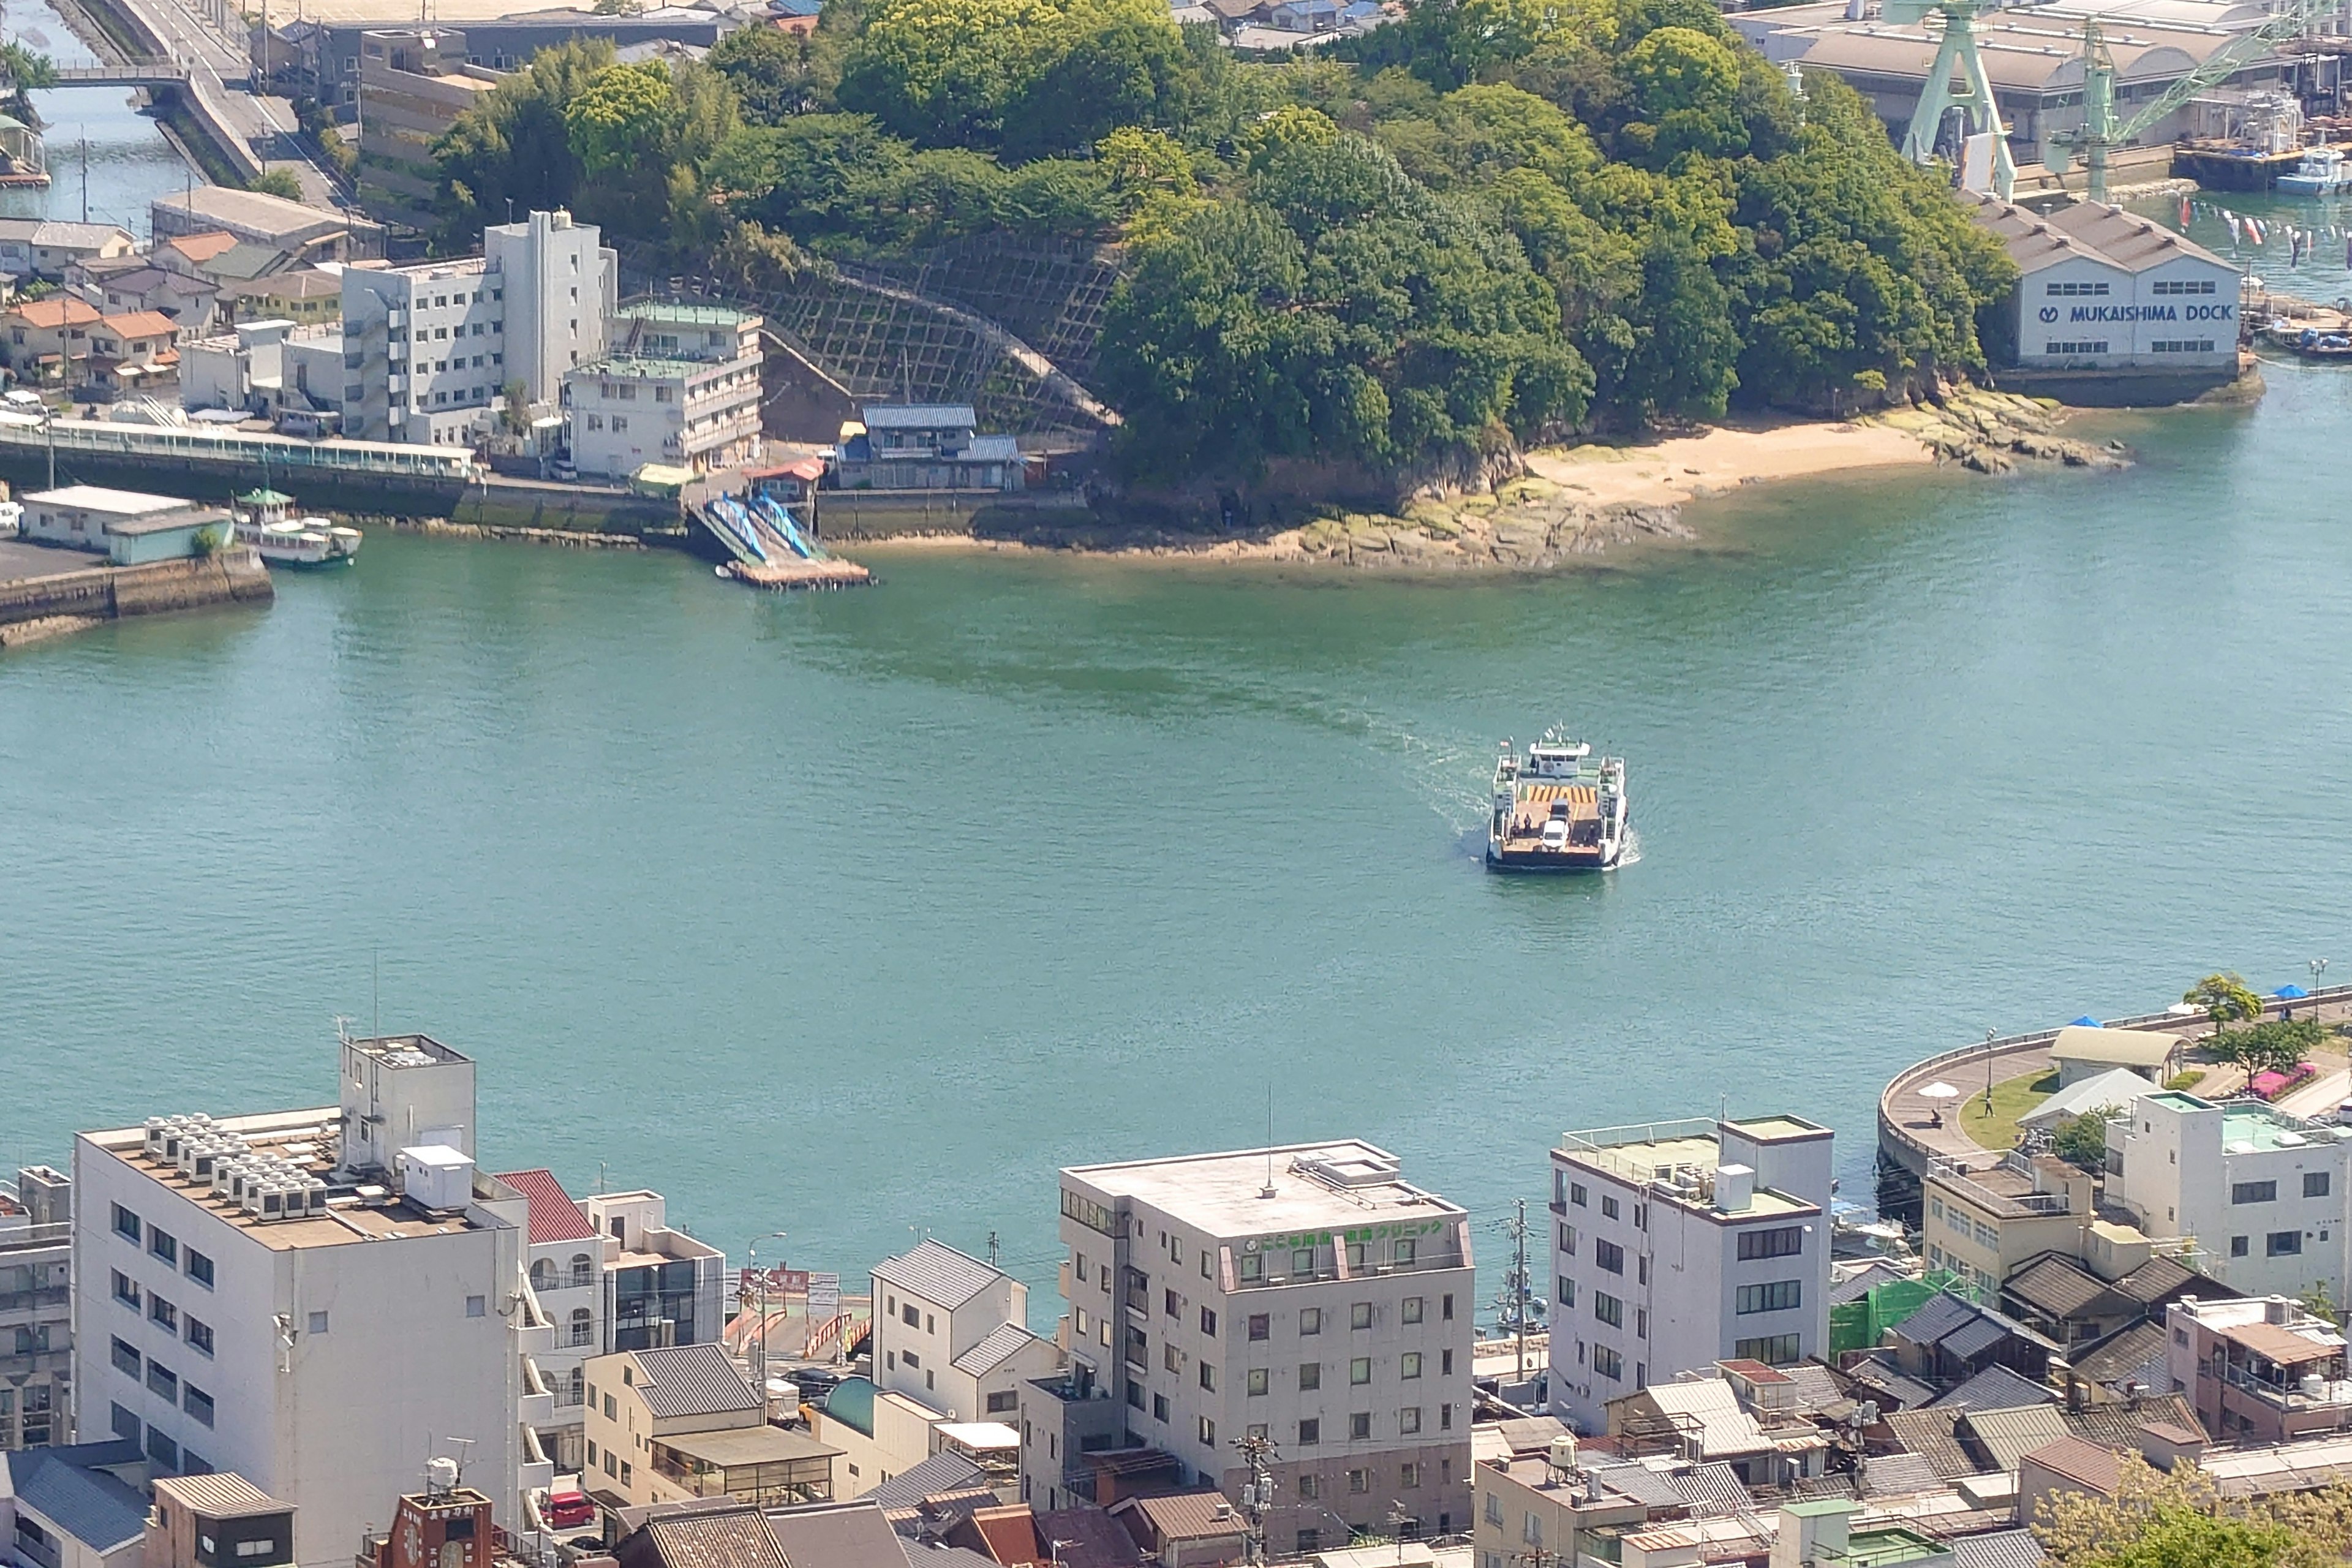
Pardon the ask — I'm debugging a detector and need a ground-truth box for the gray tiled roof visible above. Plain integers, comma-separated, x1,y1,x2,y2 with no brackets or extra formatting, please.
864,1453,990,1514
8,1449,151,1551
2072,1321,2171,1392
1861,1452,1944,1496
1828,1259,1911,1307
1925,1365,2056,1414
1951,1529,2048,1568
633,1341,757,1419
1667,1461,1750,1516
951,1320,1040,1375
873,1240,1002,1310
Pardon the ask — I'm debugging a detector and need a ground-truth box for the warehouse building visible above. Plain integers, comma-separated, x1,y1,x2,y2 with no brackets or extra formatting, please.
1969,194,2242,375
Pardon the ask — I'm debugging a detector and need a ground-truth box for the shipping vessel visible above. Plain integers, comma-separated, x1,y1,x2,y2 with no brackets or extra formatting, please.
1486,729,1630,872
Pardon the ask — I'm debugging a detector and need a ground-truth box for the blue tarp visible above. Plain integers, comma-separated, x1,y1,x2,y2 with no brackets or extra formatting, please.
2071,1015,2101,1027
2277,984,2310,998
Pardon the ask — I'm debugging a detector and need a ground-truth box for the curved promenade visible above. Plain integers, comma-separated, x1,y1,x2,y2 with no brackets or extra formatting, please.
1875,984,2352,1212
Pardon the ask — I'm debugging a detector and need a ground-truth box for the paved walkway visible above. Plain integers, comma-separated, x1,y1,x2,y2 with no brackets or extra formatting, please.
111,0,342,206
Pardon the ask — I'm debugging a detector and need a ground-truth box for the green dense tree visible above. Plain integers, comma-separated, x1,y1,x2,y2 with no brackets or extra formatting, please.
247,169,304,200
435,39,615,246
709,24,829,123
2184,972,2265,1035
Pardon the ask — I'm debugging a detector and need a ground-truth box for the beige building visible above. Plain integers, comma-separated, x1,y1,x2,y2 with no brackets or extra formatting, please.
357,29,499,207
1471,1425,1646,1568
870,1240,1060,1423
1921,1152,2158,1300
1051,1142,1476,1550
582,1341,839,1510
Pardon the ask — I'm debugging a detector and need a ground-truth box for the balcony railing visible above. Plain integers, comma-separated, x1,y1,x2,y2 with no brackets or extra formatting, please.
2220,1360,2352,1409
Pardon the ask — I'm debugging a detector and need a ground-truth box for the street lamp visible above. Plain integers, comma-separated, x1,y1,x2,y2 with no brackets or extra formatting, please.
1981,1028,1997,1117
2313,957,2329,1005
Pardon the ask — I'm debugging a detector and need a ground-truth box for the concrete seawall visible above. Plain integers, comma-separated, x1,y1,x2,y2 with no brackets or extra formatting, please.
0,548,273,646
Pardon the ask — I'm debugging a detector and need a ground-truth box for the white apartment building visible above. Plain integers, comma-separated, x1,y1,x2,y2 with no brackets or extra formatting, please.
2108,1089,2352,1301
1049,1143,1475,1551
870,1240,1058,1422
339,208,613,446
562,303,763,480
1,1166,71,1450
1548,1115,1833,1435
489,1172,726,1476
69,1034,554,1568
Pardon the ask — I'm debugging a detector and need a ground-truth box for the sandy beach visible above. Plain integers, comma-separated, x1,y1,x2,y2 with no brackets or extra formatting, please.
1523,418,1936,508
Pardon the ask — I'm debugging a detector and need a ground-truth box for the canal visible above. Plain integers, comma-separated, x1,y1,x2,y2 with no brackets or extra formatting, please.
1,0,200,239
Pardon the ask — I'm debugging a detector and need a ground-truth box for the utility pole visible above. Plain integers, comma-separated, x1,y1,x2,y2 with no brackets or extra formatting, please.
1493,1200,1536,1381
1232,1431,1277,1567
987,1231,1000,1268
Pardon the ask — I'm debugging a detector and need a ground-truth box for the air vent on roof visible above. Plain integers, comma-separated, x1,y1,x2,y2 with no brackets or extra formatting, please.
1294,1151,1401,1189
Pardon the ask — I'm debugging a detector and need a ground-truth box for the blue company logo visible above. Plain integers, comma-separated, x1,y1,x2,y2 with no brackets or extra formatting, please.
2067,303,2236,323
2039,306,2058,323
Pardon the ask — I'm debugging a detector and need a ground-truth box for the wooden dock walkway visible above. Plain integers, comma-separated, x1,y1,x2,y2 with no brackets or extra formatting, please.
725,556,873,590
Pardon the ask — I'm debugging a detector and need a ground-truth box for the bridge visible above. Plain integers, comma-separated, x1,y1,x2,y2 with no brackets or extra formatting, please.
47,60,192,88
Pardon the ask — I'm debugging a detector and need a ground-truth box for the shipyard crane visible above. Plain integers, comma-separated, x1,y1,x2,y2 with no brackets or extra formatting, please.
1892,0,2020,198
2043,0,2336,203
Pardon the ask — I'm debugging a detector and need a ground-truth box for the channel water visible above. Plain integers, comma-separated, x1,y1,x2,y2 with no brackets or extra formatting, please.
4,352,2352,1304
1,0,202,240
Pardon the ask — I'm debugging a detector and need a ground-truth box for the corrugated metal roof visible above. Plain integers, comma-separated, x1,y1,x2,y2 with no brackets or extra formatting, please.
153,1472,289,1518
633,1341,758,1419
865,1452,990,1513
619,1506,791,1568
1110,1491,1246,1542
951,1321,1041,1376
872,1240,1003,1310
1951,1528,2048,1568
1036,1507,1146,1568
1666,1461,1749,1516
861,404,978,430
8,1450,152,1552
1860,1452,1943,1496
1962,1405,2074,1471
1924,1365,2056,1414
1581,1461,1683,1508
493,1167,598,1245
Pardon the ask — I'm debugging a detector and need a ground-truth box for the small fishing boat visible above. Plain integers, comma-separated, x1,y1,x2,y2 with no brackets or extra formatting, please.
2278,145,2351,197
231,488,361,568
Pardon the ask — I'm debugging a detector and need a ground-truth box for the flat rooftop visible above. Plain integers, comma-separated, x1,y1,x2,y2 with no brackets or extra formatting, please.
349,1031,472,1068
617,301,756,328
25,484,196,514
655,1425,840,1468
83,1107,489,1251
1063,1141,1465,1237
1558,1118,1823,1216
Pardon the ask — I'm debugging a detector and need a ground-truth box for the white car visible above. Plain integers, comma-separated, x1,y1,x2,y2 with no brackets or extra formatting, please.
1540,818,1572,851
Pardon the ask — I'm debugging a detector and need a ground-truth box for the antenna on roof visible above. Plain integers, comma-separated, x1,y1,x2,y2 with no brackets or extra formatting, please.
1262,1081,1276,1199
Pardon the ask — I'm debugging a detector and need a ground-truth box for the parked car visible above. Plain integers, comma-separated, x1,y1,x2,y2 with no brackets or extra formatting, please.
544,1490,595,1530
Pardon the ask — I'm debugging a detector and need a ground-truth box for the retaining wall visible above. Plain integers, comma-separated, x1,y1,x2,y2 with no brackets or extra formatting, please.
0,548,273,632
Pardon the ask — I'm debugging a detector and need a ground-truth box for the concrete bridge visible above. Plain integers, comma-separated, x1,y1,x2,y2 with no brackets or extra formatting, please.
47,60,191,88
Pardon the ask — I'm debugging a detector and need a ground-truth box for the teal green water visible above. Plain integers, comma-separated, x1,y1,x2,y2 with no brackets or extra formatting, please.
4,372,2349,1297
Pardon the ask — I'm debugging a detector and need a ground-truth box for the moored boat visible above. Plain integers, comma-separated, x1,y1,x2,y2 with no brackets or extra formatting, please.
2278,145,2351,197
232,488,361,569
1486,728,1630,872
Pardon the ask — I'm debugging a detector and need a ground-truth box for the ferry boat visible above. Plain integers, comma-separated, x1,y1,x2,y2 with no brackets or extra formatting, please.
1486,728,1630,872
2278,145,2351,197
231,488,361,569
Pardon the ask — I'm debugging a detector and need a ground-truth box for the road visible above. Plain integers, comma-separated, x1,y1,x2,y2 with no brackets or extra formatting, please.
104,0,344,205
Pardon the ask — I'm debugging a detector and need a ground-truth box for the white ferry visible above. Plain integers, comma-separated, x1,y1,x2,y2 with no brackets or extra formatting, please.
1487,728,1630,872
2279,145,2351,197
232,488,361,569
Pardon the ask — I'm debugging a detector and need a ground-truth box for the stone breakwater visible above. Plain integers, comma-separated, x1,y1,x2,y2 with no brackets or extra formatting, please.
0,548,273,650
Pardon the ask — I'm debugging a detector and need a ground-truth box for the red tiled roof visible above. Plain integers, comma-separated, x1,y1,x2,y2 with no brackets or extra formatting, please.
6,296,100,328
99,309,176,339
2023,1435,2125,1494
162,230,238,264
492,1167,597,1243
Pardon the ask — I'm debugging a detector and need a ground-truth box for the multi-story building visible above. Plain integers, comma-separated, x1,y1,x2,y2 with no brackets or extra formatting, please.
356,29,498,208
2168,1294,2352,1445
484,209,616,409
1917,1150,2177,1302
587,1189,726,1355
1548,1115,1833,1434
870,1240,1057,1423
2108,1090,2352,1302
69,1033,551,1568
1,1166,71,1451
581,1341,839,1509
832,404,1024,491
563,303,763,479
1049,1142,1475,1549
1470,1424,1647,1568
338,209,612,447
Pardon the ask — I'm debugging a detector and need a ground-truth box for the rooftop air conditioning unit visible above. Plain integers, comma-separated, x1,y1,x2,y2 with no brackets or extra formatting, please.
143,1118,172,1159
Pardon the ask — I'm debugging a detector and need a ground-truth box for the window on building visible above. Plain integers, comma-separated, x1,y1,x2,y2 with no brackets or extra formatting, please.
148,1427,179,1472
1593,1346,1623,1379
1199,1415,1216,1446
1349,1411,1372,1440
1734,1333,1801,1366
1442,1294,1453,1321
1555,1275,1576,1308
1153,1393,1170,1422
2231,1235,2250,1257
1594,1240,1624,1275
149,1295,178,1332
1300,1362,1321,1390
149,1229,178,1267
1248,1313,1269,1341
1298,1417,1319,1446
1349,1357,1371,1385
147,1360,178,1401
2234,1181,2279,1205
1240,1254,1264,1283
1594,1292,1623,1328
986,1390,1017,1414
1570,1183,1588,1207
1400,1406,1422,1434
1200,1363,1216,1392
111,1336,141,1378
1401,1352,1422,1379
2269,1231,2304,1257
111,1270,140,1310
466,1295,486,1318
1200,1306,1217,1335
1735,1281,1803,1314
1163,1343,1180,1374
1351,1302,1373,1330
112,1205,141,1244
1600,1196,1620,1220
2309,1172,2333,1199
1401,1298,1424,1326
185,1385,214,1427
1484,1496,1503,1526
1293,1248,1316,1275
1165,1289,1180,1318
1737,1226,1803,1261
1301,1308,1322,1335
1248,1367,1268,1395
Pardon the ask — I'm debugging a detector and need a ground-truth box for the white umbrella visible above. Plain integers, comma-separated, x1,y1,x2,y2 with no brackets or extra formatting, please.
1919,1082,1962,1101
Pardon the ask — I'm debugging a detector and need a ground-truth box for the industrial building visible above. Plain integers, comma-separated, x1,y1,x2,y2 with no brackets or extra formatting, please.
1969,194,2242,376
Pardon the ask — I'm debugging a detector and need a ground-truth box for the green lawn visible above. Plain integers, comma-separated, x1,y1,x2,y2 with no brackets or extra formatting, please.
1957,1069,2060,1152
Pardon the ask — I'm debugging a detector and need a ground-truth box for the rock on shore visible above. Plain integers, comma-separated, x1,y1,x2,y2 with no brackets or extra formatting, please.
1869,390,2127,476
1290,484,1697,570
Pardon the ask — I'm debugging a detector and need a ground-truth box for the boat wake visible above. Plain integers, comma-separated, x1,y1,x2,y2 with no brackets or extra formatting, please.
1616,826,1642,867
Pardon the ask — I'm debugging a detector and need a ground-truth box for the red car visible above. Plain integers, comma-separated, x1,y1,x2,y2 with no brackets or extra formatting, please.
545,1491,596,1531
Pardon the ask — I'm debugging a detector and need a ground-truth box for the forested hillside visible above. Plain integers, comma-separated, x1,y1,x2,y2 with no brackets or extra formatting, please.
430,0,2016,485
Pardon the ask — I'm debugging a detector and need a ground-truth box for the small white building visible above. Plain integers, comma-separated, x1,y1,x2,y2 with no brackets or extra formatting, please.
563,302,763,480
1548,1115,1833,1435
20,486,225,565
2108,1090,2352,1302
869,1239,1057,1424
1970,194,2242,374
